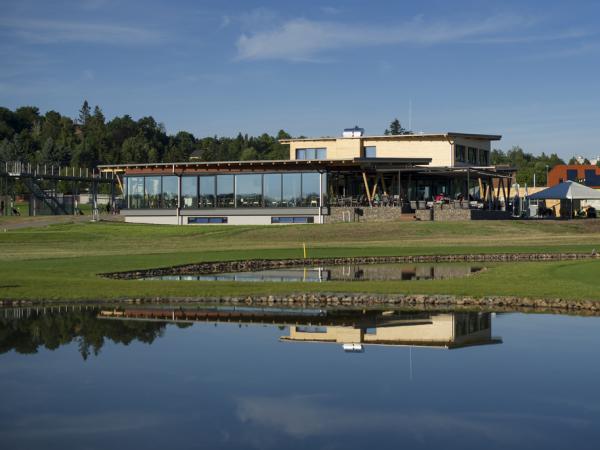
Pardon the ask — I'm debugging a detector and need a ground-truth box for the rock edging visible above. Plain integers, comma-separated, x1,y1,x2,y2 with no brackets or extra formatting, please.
102,252,599,280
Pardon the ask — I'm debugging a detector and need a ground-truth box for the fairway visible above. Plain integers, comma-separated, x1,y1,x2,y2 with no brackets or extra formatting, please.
1,219,600,302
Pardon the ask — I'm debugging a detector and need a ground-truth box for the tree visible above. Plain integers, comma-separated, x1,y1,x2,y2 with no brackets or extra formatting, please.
78,100,91,126
384,118,411,135
568,157,578,165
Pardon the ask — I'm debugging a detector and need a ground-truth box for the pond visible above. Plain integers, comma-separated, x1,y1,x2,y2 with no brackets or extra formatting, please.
1,305,600,450
143,263,485,282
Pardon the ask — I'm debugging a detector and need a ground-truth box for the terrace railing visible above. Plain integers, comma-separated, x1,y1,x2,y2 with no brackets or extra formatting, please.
1,161,115,181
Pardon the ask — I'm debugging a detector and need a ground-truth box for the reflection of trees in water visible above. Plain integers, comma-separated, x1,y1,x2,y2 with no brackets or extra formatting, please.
0,309,167,360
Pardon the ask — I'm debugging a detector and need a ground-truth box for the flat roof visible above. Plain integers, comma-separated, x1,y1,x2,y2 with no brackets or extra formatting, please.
280,132,502,143
98,157,433,173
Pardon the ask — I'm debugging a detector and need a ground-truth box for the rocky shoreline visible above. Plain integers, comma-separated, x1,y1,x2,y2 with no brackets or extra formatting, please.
2,292,600,315
102,251,599,280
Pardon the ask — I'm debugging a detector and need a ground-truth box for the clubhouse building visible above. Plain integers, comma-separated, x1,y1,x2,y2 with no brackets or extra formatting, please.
100,129,515,225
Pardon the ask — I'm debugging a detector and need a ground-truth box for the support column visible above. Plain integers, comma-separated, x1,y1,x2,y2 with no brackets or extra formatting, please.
361,171,372,207
176,173,182,225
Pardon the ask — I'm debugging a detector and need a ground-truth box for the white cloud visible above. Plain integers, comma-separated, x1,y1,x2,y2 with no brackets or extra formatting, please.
235,14,584,62
236,395,589,443
82,69,95,80
0,18,162,45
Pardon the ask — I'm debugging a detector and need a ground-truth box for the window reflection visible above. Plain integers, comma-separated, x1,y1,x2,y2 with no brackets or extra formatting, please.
264,174,282,207
181,177,198,208
145,176,161,208
236,174,263,207
302,172,320,207
282,173,301,207
199,176,215,208
162,176,178,208
216,175,234,208
127,176,145,208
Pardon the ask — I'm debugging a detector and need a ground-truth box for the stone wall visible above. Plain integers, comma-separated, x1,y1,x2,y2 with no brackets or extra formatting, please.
326,206,404,223
416,207,512,221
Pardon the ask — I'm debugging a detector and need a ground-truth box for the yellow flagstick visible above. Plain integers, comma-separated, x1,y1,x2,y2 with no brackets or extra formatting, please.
303,242,307,259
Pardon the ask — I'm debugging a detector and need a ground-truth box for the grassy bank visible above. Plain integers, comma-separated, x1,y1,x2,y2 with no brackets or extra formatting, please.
0,220,599,302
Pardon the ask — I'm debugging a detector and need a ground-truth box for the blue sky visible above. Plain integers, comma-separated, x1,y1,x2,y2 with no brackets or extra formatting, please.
1,0,599,158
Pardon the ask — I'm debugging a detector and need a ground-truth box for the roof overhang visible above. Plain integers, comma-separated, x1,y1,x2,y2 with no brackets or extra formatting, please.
280,132,502,144
98,157,432,175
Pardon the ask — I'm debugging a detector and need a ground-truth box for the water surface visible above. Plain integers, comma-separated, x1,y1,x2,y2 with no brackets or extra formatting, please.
1,305,599,450
144,263,484,282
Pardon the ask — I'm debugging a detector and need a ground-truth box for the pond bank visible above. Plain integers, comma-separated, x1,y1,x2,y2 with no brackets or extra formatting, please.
3,291,600,314
102,251,600,279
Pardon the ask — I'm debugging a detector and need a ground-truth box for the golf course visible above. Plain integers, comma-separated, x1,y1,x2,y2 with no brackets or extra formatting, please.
1,218,600,302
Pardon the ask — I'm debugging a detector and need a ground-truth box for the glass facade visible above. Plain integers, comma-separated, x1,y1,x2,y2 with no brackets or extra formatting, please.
199,176,216,207
216,175,234,208
236,174,262,207
467,147,478,165
282,173,302,207
162,176,178,208
127,176,145,208
264,174,282,207
181,176,198,208
145,176,161,208
301,172,320,207
455,145,466,163
125,172,323,209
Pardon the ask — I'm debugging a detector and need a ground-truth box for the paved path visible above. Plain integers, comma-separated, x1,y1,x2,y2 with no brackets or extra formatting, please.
0,214,123,230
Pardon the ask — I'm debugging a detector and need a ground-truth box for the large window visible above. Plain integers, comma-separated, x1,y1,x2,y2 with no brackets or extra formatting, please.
479,149,489,165
301,172,320,207
455,145,466,163
236,174,262,207
145,176,161,208
181,176,198,208
216,175,234,208
296,148,327,160
364,146,377,158
124,172,324,210
127,176,145,208
282,173,302,207
264,174,282,207
162,176,178,208
199,176,216,208
468,147,478,165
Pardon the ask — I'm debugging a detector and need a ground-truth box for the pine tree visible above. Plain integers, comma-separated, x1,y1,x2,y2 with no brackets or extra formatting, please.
78,100,91,126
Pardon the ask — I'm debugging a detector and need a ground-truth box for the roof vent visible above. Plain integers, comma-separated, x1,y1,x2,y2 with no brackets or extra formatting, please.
342,126,364,137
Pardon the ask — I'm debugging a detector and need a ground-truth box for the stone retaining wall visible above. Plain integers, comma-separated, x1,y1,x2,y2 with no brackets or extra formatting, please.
4,292,600,313
326,207,404,223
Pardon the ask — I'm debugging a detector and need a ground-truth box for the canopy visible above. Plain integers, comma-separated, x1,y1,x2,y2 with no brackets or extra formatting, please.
528,181,600,200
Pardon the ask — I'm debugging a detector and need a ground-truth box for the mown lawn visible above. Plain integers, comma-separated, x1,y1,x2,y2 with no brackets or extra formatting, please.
0,220,599,301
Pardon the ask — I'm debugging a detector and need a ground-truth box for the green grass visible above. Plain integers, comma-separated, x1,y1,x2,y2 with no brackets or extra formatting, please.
1,219,600,302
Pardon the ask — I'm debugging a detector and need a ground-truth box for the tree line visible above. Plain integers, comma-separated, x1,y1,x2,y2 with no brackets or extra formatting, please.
0,309,171,360
0,101,291,168
1,105,595,188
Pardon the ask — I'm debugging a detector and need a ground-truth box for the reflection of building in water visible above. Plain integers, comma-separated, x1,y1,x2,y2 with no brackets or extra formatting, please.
147,264,483,283
96,307,501,350
282,312,501,349
326,264,483,281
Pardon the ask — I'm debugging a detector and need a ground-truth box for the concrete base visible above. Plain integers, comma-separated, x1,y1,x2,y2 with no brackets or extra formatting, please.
124,214,325,225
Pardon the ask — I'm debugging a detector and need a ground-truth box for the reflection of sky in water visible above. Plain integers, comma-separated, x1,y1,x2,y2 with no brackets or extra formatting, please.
1,313,600,449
